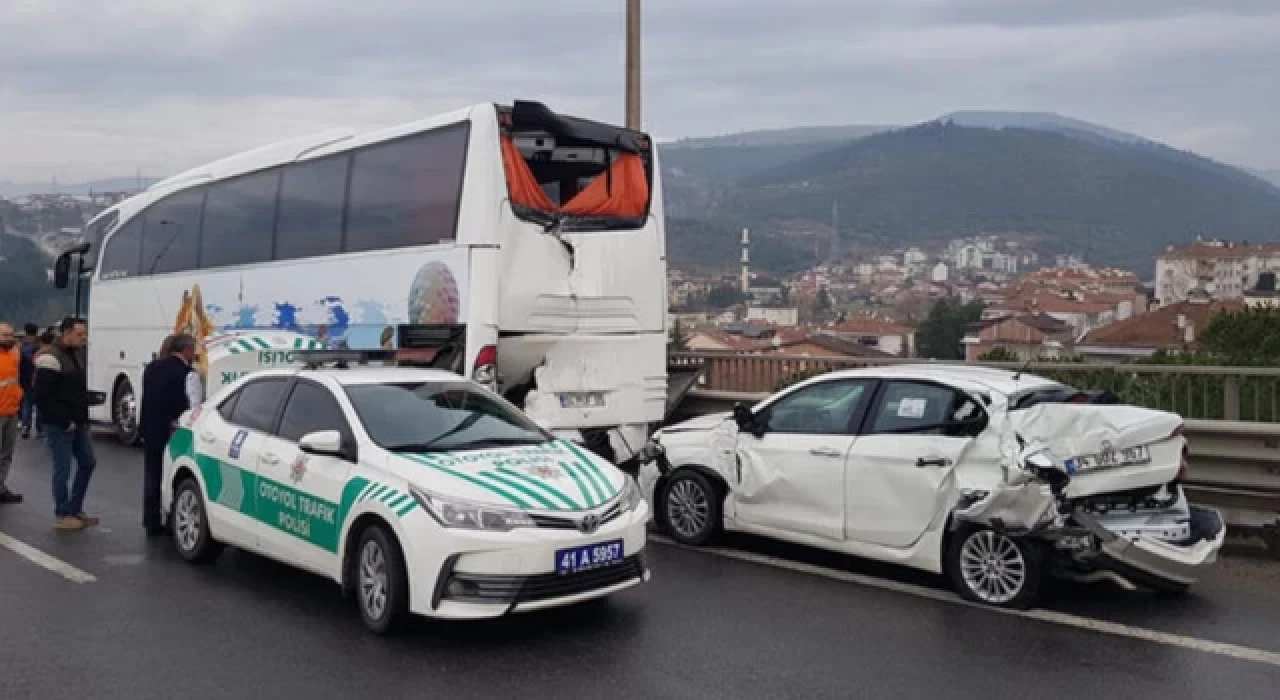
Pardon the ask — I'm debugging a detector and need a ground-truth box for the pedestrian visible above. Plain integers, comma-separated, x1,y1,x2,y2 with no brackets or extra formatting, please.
19,322,41,439
139,333,202,536
34,317,98,532
0,323,25,505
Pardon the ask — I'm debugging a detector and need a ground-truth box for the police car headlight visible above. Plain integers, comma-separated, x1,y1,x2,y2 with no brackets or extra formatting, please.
618,476,642,513
410,487,534,531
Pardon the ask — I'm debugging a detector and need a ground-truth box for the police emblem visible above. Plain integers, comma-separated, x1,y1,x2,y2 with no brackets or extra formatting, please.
290,455,307,483
527,464,563,480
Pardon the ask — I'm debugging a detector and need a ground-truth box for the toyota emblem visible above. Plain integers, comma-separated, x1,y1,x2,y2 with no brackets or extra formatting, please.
578,513,601,534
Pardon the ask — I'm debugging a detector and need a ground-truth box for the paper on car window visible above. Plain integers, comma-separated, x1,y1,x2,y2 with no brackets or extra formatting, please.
897,397,927,419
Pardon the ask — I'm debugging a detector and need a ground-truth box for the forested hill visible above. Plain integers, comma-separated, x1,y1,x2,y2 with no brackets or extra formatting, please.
0,234,75,324
662,121,1280,274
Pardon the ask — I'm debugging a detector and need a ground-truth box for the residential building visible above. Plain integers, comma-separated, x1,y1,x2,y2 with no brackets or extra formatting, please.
746,306,800,326
962,314,1074,361
770,334,894,359
1076,299,1243,362
1243,272,1280,308
821,315,916,357
1155,240,1280,306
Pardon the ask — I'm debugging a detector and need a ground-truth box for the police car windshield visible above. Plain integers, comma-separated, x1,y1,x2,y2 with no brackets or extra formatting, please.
345,381,549,453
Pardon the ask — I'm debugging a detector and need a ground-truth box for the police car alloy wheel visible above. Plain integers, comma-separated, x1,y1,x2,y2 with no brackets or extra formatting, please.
355,525,409,635
171,478,222,565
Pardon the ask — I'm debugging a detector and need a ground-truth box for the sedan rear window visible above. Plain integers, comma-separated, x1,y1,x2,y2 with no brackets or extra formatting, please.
345,382,548,452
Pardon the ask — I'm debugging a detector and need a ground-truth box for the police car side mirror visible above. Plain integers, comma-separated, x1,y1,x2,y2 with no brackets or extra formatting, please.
299,430,344,457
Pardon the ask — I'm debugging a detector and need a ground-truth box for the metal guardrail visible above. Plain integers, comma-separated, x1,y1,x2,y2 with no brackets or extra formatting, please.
670,388,1280,537
670,352,1280,423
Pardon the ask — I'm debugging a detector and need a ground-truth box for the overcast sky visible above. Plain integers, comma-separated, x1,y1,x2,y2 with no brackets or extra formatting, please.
2,0,1278,183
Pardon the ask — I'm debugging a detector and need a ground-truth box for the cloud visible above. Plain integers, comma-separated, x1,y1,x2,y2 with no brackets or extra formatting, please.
2,0,1278,182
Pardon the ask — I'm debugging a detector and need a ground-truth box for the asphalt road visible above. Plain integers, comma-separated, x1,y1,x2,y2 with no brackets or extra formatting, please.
2,435,1279,700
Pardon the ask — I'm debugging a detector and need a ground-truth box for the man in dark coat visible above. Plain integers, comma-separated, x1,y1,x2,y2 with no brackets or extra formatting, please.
139,333,202,536
33,317,96,531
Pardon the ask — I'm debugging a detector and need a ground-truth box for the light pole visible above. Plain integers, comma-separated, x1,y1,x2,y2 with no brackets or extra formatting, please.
625,0,641,129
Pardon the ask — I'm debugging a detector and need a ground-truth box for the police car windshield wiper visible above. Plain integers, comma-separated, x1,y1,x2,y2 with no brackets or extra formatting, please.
384,435,546,453
446,436,548,450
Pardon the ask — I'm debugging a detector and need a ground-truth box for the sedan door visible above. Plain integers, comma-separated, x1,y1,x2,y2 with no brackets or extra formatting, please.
733,379,874,541
845,380,986,549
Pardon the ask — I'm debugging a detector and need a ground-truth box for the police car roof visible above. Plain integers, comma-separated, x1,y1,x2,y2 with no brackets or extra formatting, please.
303,367,469,386
246,366,470,386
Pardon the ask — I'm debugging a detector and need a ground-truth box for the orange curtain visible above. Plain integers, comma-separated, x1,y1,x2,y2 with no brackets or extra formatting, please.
501,136,649,218
501,136,556,211
561,153,649,218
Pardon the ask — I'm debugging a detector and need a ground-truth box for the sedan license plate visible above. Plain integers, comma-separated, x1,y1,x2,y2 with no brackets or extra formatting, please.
555,540,624,575
558,391,605,409
1072,445,1151,472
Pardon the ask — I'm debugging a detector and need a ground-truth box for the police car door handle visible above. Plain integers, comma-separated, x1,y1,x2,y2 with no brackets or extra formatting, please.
199,431,217,443
809,447,843,458
261,453,281,465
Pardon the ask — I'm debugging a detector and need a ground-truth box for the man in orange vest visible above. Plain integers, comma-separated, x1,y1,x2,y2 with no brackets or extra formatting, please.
0,323,24,504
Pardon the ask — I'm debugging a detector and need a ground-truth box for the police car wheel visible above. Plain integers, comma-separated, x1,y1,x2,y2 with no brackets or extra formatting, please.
171,478,222,565
355,524,409,635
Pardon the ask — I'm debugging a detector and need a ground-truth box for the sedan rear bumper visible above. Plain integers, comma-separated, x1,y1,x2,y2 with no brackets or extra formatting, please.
1075,505,1226,587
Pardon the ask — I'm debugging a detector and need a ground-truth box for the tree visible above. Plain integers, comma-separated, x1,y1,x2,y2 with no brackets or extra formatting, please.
916,299,984,360
1199,307,1280,366
977,347,1020,362
706,285,747,309
668,318,689,352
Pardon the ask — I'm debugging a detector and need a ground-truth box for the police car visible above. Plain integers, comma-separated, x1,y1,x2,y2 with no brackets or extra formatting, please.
161,350,651,634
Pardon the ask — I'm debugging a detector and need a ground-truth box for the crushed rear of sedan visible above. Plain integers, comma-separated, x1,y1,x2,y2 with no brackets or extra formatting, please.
643,367,1226,609
955,391,1226,604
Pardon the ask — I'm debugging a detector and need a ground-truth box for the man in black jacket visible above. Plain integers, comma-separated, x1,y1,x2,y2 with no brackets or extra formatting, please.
140,333,201,535
33,317,97,532
19,322,40,439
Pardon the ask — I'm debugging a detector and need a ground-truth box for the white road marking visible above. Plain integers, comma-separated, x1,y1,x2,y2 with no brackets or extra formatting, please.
0,531,98,584
652,535,1280,669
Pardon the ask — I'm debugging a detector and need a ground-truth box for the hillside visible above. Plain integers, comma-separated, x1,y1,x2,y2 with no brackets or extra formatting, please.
665,121,1280,274
0,234,76,324
938,111,1145,144
0,176,159,198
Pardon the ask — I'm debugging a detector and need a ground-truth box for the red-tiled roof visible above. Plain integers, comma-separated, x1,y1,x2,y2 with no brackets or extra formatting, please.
825,315,914,335
1080,300,1243,348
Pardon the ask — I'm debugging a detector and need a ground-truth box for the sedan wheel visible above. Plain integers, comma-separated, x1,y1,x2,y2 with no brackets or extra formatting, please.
947,526,1043,609
659,470,722,546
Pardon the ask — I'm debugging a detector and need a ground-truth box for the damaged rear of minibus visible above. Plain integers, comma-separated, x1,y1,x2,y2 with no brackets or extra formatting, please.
950,391,1227,607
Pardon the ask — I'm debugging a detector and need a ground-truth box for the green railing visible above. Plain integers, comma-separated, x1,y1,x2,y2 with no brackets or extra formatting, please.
669,353,1280,422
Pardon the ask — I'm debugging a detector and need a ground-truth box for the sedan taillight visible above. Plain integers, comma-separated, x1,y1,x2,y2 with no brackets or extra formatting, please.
1171,424,1189,481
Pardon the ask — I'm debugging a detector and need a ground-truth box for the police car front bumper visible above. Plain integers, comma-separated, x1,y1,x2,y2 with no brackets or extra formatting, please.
408,501,650,619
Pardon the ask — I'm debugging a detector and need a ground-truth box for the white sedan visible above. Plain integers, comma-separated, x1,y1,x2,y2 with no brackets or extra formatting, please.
639,364,1225,608
163,362,650,634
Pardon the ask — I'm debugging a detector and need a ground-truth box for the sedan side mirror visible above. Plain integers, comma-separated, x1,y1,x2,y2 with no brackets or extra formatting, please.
732,403,765,437
299,430,345,457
